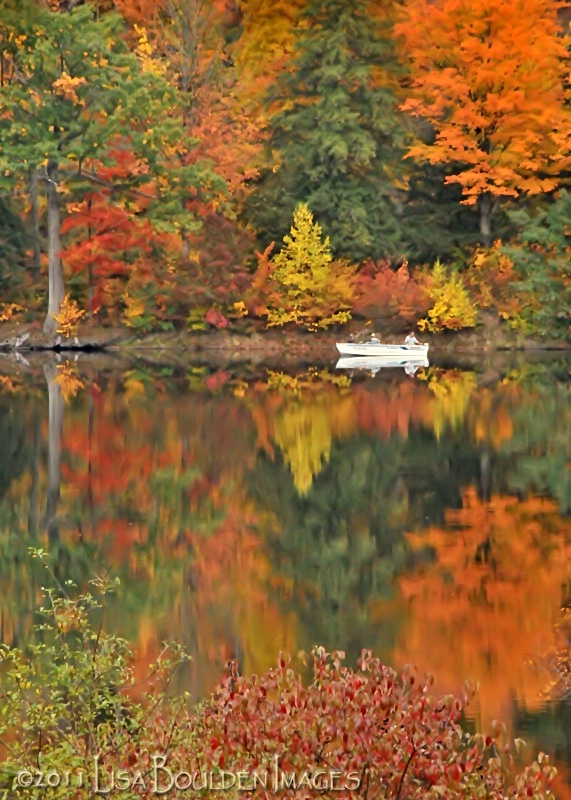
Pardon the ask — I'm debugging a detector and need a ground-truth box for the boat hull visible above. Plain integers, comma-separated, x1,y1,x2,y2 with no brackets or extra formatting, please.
336,355,429,371
336,342,429,357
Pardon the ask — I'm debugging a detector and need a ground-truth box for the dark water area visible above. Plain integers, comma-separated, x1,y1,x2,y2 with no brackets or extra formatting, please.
0,351,570,792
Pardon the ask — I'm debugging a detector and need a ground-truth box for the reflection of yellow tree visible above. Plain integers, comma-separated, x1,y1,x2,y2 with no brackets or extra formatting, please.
272,400,334,495
424,369,477,438
396,488,571,729
248,374,357,495
467,383,521,449
249,379,433,495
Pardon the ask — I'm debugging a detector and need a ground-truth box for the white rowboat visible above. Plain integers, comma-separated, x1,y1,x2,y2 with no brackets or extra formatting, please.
336,341,429,357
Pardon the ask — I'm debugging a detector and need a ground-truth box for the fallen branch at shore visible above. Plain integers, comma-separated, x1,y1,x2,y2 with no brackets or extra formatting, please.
0,333,111,354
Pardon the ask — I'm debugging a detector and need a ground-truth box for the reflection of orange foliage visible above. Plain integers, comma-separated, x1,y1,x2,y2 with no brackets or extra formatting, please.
352,380,431,439
55,363,86,403
543,608,571,702
550,762,571,800
62,394,156,515
396,489,571,730
188,506,297,684
0,375,22,394
467,382,521,449
53,383,292,698
469,390,512,447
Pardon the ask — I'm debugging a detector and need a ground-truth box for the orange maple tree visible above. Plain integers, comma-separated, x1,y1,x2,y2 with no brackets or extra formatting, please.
396,0,571,244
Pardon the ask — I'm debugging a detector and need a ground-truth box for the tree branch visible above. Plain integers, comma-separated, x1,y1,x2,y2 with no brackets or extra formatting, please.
77,169,160,201
58,126,88,152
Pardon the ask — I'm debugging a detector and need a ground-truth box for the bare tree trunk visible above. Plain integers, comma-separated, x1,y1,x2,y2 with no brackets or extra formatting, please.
479,193,494,248
87,197,94,318
43,360,64,543
43,161,65,336
29,168,42,281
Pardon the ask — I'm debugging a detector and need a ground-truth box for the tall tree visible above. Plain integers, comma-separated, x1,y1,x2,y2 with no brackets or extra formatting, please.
115,0,261,277
245,0,407,263
396,0,571,246
0,3,217,335
233,0,303,94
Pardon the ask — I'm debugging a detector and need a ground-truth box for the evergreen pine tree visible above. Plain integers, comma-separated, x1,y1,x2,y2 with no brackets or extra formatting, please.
244,0,407,262
400,160,516,264
502,191,571,339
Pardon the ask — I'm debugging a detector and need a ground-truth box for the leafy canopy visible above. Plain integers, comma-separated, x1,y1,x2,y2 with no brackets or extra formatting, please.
397,0,571,204
0,3,219,232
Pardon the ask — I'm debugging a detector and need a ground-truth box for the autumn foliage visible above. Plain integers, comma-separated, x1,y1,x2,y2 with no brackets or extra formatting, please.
0,590,558,800
397,489,571,729
396,0,571,246
353,261,430,325
418,260,478,332
1,0,570,335
248,203,356,329
464,241,525,326
186,648,555,800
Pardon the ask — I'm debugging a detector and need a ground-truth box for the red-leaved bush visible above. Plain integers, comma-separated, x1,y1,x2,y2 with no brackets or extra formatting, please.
180,648,555,799
353,261,431,325
1,602,556,800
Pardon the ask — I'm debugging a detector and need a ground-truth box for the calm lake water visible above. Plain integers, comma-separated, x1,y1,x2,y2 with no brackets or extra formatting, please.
1,351,570,791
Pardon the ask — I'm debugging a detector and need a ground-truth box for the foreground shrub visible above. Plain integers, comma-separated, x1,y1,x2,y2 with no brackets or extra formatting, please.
193,649,554,799
0,572,192,799
0,565,556,799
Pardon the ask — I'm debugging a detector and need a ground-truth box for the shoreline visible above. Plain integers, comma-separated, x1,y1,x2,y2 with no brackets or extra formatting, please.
0,320,569,360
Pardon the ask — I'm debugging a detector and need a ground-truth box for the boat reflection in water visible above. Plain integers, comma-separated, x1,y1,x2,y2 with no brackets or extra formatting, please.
335,355,429,377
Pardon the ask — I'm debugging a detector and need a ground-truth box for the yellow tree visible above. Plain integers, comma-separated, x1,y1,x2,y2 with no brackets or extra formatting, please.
396,0,571,245
262,202,355,329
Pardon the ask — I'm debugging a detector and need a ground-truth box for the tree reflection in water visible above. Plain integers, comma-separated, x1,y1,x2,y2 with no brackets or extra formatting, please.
0,358,568,779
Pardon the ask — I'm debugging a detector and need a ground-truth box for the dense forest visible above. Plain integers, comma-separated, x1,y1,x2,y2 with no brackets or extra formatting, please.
0,0,570,339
